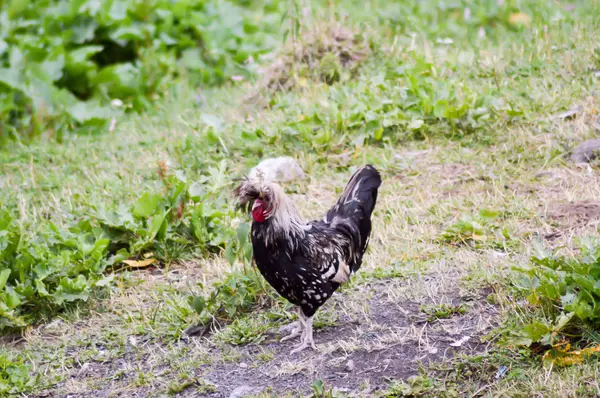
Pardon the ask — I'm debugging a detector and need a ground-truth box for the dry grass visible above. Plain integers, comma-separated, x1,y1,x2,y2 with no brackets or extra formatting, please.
9,126,600,396
3,3,600,396
245,17,370,106
9,85,600,398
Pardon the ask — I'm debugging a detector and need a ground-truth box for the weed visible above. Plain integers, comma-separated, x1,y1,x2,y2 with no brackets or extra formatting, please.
310,379,345,398
166,375,216,396
255,350,274,362
440,208,512,249
314,308,339,330
0,352,39,395
188,268,275,327
257,20,369,93
383,375,458,397
217,315,270,345
2,0,600,396
369,261,412,280
0,163,241,330
419,303,467,322
0,0,283,138
507,239,600,358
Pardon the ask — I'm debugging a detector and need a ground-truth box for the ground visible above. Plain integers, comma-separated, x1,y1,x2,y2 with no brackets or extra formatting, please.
8,142,600,397
2,1,600,397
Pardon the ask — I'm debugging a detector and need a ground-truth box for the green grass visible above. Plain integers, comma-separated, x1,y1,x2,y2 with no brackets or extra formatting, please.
2,0,600,396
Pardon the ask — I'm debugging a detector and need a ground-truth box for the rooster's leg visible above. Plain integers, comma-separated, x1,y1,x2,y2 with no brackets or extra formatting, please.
279,307,303,342
290,312,317,354
279,321,303,342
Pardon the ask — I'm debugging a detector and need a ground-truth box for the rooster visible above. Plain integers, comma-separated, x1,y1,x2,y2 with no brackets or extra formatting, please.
234,165,381,353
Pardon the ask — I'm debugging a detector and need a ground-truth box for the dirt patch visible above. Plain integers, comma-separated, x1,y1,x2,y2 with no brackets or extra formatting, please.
32,278,496,398
193,280,495,397
539,200,600,241
197,318,491,395
422,163,491,198
546,200,600,228
436,163,477,181
503,182,537,196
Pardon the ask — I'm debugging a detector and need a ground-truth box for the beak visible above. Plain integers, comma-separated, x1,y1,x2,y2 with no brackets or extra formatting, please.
252,200,261,210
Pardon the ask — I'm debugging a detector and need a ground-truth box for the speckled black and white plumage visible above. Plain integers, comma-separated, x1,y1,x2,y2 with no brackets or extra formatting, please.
234,165,381,353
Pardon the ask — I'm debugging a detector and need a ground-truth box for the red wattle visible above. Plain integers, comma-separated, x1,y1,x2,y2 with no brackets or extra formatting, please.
252,201,267,222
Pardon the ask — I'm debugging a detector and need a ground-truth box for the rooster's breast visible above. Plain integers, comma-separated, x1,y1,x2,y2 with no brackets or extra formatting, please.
252,240,338,317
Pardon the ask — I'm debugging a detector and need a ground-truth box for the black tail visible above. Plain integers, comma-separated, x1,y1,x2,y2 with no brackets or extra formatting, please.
324,165,382,271
325,165,381,222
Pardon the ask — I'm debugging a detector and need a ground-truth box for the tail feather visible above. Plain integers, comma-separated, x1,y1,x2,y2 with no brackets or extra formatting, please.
324,165,382,272
325,165,381,223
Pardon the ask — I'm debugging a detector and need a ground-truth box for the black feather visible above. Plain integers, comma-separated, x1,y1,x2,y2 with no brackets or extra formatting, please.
247,165,381,318
323,164,381,273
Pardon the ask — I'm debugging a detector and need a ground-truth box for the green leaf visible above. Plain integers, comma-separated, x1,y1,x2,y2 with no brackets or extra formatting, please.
0,39,8,56
68,46,104,65
433,99,449,118
41,54,65,82
35,279,49,297
575,300,594,321
181,48,205,70
555,312,574,330
92,63,142,98
236,223,250,245
3,287,22,309
225,243,236,266
68,101,113,123
110,25,146,42
108,1,128,21
478,209,500,221
188,182,205,201
373,126,384,141
133,193,162,219
0,269,10,290
201,114,224,131
189,295,206,314
407,119,424,130
159,32,177,45
147,210,168,240
0,68,25,91
95,274,115,287
244,243,253,264
522,322,552,343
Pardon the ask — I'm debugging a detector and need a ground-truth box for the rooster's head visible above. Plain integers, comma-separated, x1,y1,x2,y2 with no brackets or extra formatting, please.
234,178,282,223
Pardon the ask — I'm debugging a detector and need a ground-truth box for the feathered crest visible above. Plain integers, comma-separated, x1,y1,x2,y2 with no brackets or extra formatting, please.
233,174,308,242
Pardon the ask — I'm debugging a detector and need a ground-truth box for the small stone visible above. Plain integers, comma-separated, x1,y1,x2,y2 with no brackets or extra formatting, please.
229,385,258,398
450,335,471,347
570,138,600,164
238,362,248,369
552,104,583,120
128,336,137,347
345,359,355,372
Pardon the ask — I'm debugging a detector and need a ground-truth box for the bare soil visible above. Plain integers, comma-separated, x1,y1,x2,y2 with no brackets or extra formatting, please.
32,277,496,398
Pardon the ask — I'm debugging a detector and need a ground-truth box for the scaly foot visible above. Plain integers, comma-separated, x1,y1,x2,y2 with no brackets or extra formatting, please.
289,314,317,354
280,321,303,342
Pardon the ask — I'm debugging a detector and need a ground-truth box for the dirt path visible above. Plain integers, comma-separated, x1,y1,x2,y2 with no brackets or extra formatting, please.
17,143,600,397
29,275,496,398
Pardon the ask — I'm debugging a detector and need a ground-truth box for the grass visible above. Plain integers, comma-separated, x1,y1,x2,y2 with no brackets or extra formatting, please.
2,0,600,396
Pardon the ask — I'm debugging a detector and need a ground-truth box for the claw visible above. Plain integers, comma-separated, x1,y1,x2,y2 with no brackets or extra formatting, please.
289,313,317,354
280,326,302,342
278,321,300,334
290,341,310,354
